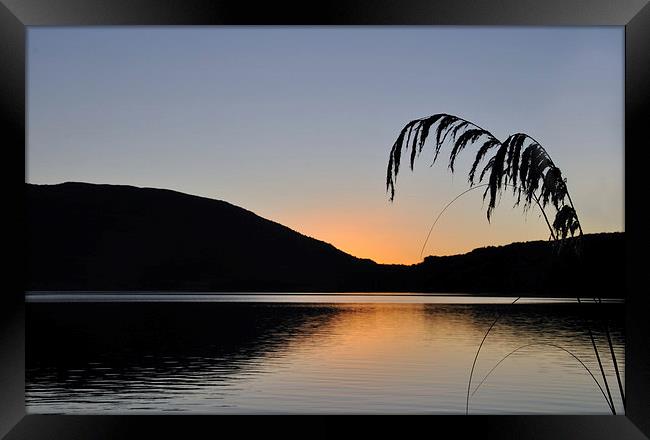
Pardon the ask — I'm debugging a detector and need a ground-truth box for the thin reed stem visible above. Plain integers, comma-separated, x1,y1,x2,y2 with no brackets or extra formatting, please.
465,297,520,415
470,342,614,413
578,297,616,414
594,297,626,410
420,184,556,259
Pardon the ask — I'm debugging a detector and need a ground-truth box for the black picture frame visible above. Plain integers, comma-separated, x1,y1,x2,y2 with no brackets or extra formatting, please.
2,0,649,438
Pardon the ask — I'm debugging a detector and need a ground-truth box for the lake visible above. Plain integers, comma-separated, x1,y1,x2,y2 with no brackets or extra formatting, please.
25,293,625,414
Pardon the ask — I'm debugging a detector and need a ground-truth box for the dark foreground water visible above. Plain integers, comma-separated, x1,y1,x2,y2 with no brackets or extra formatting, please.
26,294,625,414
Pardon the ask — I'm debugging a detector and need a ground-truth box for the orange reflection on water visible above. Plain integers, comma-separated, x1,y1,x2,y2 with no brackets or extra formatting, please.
27,300,625,414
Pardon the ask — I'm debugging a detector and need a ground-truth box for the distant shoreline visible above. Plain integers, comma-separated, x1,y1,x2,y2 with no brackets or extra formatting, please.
24,290,626,299
24,292,625,305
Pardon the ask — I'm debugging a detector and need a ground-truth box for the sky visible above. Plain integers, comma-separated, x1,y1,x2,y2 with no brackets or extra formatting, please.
27,27,624,264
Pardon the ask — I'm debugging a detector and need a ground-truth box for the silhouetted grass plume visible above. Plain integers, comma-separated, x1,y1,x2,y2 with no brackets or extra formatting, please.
386,113,582,241
386,113,623,414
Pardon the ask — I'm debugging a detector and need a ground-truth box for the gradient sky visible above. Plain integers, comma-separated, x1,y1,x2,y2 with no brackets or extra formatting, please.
27,27,624,264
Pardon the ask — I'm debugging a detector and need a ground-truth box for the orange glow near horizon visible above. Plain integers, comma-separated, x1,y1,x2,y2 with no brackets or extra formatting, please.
261,187,621,265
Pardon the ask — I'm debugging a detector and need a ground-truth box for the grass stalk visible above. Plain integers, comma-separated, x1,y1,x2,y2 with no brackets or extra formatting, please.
470,342,614,413
465,297,520,415
594,297,626,410
420,183,556,259
577,297,616,414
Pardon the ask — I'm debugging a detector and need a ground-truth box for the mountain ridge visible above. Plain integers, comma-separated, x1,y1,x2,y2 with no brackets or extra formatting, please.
28,181,370,260
26,182,624,296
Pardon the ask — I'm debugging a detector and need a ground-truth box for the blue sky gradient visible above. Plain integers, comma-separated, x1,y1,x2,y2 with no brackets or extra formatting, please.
27,27,624,263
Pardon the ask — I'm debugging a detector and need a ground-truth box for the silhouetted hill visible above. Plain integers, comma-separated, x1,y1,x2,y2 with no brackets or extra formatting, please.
26,182,625,297
409,232,625,297
27,182,377,291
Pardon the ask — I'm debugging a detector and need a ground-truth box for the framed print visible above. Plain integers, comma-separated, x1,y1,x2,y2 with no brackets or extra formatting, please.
2,0,649,438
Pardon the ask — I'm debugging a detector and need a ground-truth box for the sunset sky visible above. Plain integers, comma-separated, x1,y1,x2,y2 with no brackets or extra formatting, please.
27,27,624,264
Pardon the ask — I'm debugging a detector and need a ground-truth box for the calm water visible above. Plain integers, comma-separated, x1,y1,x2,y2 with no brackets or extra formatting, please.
26,293,625,414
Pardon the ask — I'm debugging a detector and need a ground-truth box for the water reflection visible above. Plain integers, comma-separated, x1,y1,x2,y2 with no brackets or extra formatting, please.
26,299,625,414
